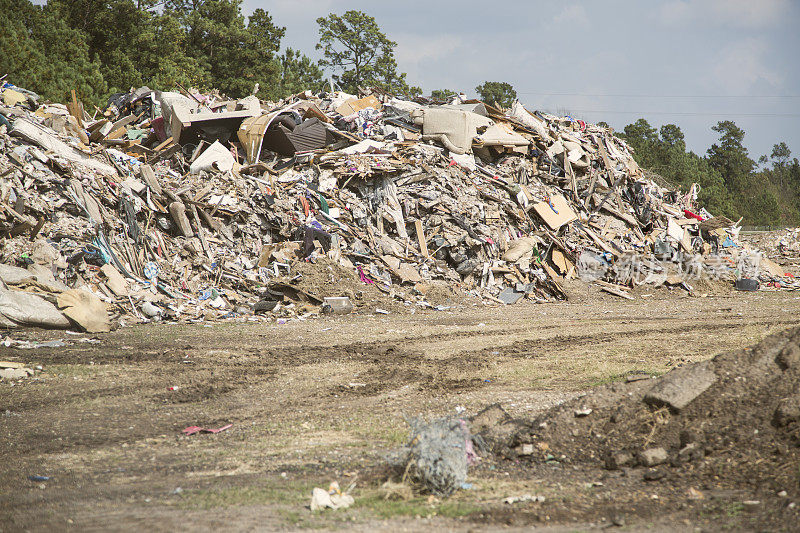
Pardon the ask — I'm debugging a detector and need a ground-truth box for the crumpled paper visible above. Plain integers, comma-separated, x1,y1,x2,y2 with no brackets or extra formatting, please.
310,481,354,511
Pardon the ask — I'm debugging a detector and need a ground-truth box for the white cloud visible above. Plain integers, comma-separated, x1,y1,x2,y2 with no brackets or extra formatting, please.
394,33,463,65
710,37,782,93
553,5,590,27
706,0,789,27
655,0,790,28
246,0,335,18
656,0,692,25
393,33,464,87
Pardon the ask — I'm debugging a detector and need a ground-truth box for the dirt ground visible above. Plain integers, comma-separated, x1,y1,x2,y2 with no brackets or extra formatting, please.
2,286,800,532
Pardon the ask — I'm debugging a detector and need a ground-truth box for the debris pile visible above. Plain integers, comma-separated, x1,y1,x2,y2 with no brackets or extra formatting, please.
741,228,800,288
393,415,476,497
499,326,800,504
0,80,785,329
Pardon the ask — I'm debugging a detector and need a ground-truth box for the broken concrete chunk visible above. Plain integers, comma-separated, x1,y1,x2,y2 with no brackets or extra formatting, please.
643,360,717,413
24,265,69,293
638,447,668,467
0,264,35,285
0,367,33,380
605,451,635,470
498,287,525,305
643,467,667,481
321,296,352,315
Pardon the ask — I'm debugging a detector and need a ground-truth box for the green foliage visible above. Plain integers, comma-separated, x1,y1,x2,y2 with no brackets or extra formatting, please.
46,0,152,93
431,89,457,101
759,148,800,225
707,120,755,193
619,119,737,218
3,0,328,102
179,0,282,97
276,48,327,98
475,81,517,108
620,118,796,225
0,0,107,105
315,10,416,95
771,142,791,169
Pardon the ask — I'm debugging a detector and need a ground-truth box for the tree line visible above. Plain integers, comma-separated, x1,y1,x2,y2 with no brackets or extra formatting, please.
0,0,523,107
1,0,794,225
617,119,799,225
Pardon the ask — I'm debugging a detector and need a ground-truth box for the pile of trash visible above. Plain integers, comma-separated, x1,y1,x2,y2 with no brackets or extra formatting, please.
741,228,800,285
0,79,787,330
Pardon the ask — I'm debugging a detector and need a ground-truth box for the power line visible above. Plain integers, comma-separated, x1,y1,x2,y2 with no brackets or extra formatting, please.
519,92,800,98
548,110,800,117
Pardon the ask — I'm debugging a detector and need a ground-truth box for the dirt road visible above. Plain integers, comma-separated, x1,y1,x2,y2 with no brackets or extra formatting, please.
2,289,799,531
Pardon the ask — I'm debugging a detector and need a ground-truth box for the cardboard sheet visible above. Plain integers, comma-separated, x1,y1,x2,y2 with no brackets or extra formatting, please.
335,95,381,116
533,195,577,230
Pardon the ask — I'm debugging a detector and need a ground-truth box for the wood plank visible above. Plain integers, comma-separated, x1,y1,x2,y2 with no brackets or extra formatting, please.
598,141,614,171
104,127,127,141
150,144,180,165
69,90,84,128
153,136,174,152
139,164,163,196
594,280,634,300
598,284,634,300
582,225,618,256
414,219,429,257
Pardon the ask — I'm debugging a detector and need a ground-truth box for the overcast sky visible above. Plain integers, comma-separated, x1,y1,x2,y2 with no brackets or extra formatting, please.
242,0,799,161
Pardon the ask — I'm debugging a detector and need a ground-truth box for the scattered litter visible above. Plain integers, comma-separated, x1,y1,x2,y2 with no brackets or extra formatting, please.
182,424,232,435
503,494,545,504
310,481,354,511
1,360,36,380
321,296,353,315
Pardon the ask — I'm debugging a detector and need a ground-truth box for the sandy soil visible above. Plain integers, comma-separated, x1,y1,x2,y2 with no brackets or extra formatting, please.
2,287,799,531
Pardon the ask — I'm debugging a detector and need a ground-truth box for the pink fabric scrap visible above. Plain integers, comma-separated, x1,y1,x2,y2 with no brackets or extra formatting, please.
182,424,233,436
357,266,374,284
